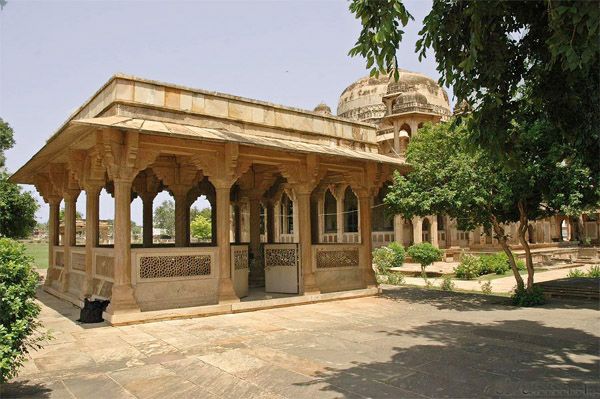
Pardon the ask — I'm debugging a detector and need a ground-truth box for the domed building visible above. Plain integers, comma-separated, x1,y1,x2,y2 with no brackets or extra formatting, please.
337,69,451,157
327,70,570,253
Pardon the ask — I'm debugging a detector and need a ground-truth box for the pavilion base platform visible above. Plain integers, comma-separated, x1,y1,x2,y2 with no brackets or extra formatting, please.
43,286,84,309
99,287,379,326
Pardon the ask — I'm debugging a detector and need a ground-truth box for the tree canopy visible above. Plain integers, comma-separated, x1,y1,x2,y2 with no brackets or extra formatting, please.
190,211,212,241
153,200,175,237
0,118,16,169
0,173,38,239
350,0,599,181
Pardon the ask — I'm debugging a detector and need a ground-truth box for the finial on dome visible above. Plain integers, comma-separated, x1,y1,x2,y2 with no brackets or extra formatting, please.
314,102,332,115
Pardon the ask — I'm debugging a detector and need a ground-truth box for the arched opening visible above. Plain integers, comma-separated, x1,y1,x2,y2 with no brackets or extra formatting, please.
189,195,212,244
280,192,294,237
130,196,143,245
437,215,447,247
152,191,175,245
98,188,112,245
343,186,358,233
324,189,337,233
399,123,412,137
372,185,394,232
560,219,569,241
422,218,431,243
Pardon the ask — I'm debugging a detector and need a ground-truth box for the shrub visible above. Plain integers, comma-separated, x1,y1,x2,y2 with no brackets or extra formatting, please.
387,272,405,286
407,242,443,279
480,280,493,294
440,276,455,291
567,268,585,278
587,265,600,278
387,242,406,267
0,238,45,382
454,254,482,280
511,285,546,307
516,258,526,271
373,247,395,274
373,243,406,274
480,252,511,275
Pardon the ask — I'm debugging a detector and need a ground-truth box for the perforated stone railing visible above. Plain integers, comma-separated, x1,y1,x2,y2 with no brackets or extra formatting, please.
231,245,249,271
312,245,360,270
264,244,298,268
131,247,216,283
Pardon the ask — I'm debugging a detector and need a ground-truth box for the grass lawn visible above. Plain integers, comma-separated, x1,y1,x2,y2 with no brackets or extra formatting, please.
21,241,49,269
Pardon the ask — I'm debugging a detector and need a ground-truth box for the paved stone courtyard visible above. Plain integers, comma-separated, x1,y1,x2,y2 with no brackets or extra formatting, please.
2,287,599,399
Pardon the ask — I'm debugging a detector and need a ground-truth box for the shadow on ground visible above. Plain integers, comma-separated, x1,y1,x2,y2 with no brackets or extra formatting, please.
381,285,600,311
0,379,53,398
296,318,600,398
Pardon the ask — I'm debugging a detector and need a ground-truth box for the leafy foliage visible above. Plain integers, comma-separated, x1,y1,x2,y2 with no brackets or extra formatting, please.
480,280,493,295
190,212,212,240
0,238,45,382
153,200,175,237
348,0,413,80
587,266,600,278
567,268,585,278
0,118,15,168
480,253,511,275
454,254,482,280
0,172,39,239
373,242,405,274
407,242,442,279
440,276,455,291
511,285,546,307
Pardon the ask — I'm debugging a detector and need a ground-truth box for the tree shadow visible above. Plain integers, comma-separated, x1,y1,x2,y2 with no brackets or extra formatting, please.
0,379,53,398
381,286,600,311
295,319,600,398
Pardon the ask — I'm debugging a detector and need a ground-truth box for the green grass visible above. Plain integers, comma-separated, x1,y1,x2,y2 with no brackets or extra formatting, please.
21,241,49,269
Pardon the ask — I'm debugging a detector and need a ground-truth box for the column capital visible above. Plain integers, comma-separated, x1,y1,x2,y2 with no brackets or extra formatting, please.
63,189,80,202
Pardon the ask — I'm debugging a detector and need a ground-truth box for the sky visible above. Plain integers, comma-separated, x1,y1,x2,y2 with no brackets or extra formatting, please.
0,0,450,224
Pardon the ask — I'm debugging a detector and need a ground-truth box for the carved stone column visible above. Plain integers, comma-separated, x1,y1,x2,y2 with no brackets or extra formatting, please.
412,217,423,244
46,197,61,287
171,186,190,247
140,192,156,248
248,193,263,286
266,200,275,243
358,192,377,287
297,189,319,294
215,182,239,303
393,214,404,245
431,215,439,248
336,192,344,243
61,190,79,292
82,185,101,297
106,179,140,314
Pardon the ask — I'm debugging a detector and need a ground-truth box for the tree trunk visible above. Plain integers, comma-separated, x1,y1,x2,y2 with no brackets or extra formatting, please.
421,264,427,281
491,216,524,291
517,201,535,292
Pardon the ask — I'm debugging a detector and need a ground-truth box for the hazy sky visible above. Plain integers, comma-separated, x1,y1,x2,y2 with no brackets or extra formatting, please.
0,0,450,224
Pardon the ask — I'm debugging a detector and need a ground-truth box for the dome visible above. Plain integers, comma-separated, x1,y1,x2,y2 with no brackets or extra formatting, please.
337,69,451,123
337,75,390,124
313,102,332,115
386,70,450,118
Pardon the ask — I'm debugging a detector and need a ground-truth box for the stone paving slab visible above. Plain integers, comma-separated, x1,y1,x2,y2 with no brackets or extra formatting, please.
1,286,599,398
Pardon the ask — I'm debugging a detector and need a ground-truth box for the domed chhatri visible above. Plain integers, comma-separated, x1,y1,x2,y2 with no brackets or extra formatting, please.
384,69,450,118
313,102,332,115
337,69,450,125
337,69,451,159
337,75,391,124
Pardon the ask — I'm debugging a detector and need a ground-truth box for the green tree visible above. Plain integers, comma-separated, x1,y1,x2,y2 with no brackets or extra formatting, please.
153,200,175,237
350,0,599,181
190,213,212,241
0,172,38,239
386,118,594,292
0,238,46,382
406,242,442,280
0,118,16,168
